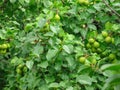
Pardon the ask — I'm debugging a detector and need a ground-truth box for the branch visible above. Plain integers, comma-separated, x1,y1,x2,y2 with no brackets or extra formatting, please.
61,0,65,4
102,0,120,18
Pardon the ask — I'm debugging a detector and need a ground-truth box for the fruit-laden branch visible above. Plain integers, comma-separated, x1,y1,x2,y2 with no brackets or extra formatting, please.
102,0,120,18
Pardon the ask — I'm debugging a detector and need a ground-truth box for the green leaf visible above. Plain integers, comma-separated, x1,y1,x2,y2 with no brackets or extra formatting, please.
45,76,55,83
66,56,76,70
0,30,6,39
103,70,116,77
102,74,120,90
19,0,25,5
50,25,60,34
59,81,66,87
54,61,62,71
79,29,87,39
112,24,119,31
96,34,104,41
93,3,102,11
38,18,46,28
105,22,113,30
114,85,120,90
43,0,53,8
49,82,59,88
10,0,16,3
44,32,54,37
39,85,49,90
25,0,30,3
10,57,24,66
26,61,34,70
88,24,97,30
86,30,97,39
76,75,92,85
63,45,73,54
85,86,94,90
38,61,48,69
77,65,90,73
29,0,35,5
32,44,44,57
46,49,58,60
100,63,120,71
66,86,73,90
63,45,70,54
10,58,17,64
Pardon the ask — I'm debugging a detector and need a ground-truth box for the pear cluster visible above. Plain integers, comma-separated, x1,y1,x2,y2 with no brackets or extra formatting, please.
16,64,28,75
79,30,117,67
86,38,100,53
85,31,116,62
0,43,10,54
102,31,114,44
79,56,97,66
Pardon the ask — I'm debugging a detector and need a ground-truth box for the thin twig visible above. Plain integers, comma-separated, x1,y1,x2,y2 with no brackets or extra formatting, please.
61,0,65,4
102,0,120,18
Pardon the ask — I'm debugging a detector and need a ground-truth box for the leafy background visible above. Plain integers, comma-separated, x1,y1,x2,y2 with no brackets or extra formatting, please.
0,0,120,90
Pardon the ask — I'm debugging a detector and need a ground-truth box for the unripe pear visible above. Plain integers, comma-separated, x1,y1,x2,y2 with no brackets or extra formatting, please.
86,43,91,48
78,0,89,5
79,57,86,63
1,44,8,49
55,14,60,21
91,59,97,64
88,38,95,44
105,36,112,43
93,41,100,48
16,68,22,74
102,31,108,37
108,53,116,60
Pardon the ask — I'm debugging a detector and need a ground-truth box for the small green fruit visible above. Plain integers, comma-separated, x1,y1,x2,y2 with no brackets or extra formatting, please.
0,49,6,54
79,57,86,63
93,41,100,48
16,68,22,74
1,44,8,49
88,38,95,44
91,59,97,64
45,22,49,27
17,64,24,69
78,0,89,5
102,31,108,37
86,43,91,49
84,0,89,5
112,59,117,63
6,43,10,48
108,54,116,60
25,24,32,32
105,36,112,43
55,14,60,21
23,66,28,73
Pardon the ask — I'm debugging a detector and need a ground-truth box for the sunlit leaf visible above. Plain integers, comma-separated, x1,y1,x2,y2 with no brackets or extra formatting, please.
26,61,34,70
76,75,93,85
46,49,58,60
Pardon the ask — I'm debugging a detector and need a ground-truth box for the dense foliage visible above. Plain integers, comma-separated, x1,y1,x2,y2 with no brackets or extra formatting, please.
0,0,120,90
